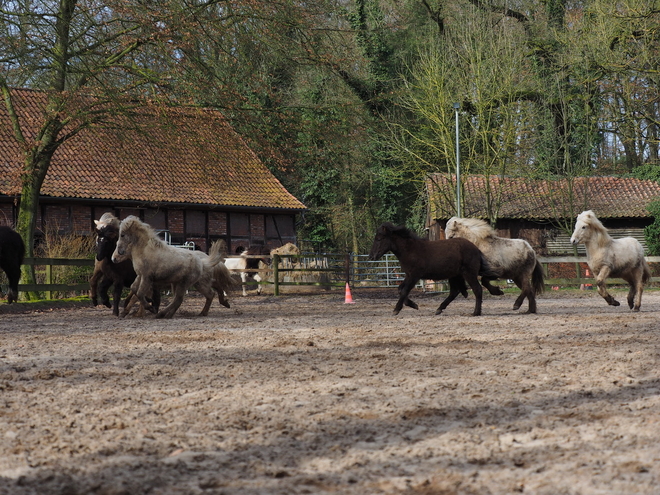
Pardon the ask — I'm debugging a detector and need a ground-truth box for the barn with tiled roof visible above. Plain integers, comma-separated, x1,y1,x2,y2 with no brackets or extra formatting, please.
427,174,660,254
0,89,306,252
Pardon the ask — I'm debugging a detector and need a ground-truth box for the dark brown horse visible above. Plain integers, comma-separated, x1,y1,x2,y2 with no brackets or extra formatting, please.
368,222,498,316
0,226,25,304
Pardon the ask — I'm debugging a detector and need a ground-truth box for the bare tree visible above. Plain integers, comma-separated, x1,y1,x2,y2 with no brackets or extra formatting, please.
0,0,215,295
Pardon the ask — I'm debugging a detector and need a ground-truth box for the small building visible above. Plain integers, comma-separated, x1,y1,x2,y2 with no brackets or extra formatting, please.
426,174,660,254
0,89,306,252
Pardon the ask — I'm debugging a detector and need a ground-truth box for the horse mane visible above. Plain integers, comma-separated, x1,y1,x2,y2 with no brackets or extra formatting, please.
381,222,422,240
448,217,496,241
121,215,167,250
577,210,611,247
95,212,120,230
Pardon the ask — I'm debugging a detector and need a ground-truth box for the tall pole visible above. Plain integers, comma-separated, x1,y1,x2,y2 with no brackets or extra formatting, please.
453,102,461,217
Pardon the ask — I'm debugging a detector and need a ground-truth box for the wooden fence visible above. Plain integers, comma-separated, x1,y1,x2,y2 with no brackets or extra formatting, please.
17,258,95,299
8,255,660,300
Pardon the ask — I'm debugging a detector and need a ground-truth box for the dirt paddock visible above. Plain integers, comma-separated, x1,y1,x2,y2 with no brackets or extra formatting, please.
0,287,659,495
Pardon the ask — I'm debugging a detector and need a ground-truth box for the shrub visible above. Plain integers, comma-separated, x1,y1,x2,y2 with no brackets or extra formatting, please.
644,200,660,256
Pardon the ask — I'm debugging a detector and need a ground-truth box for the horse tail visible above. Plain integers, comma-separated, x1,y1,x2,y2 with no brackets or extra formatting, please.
216,261,240,291
532,259,545,295
642,257,652,284
478,254,500,279
209,239,228,259
205,241,225,269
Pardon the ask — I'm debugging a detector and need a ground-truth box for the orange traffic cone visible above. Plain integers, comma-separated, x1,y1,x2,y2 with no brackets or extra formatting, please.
344,282,355,304
584,268,593,289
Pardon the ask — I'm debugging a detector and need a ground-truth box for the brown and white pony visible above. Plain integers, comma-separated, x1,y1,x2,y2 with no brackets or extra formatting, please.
570,210,650,311
112,216,222,318
445,217,545,313
225,246,266,296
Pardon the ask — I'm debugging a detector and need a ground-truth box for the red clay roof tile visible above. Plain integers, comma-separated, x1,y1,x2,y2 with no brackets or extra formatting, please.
0,89,305,211
428,174,660,220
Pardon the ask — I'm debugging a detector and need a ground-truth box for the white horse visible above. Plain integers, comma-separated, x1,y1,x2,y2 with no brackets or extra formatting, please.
445,217,545,313
225,246,264,296
570,210,650,311
112,216,222,318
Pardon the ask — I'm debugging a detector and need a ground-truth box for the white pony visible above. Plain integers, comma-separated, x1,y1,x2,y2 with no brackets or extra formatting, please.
224,246,264,296
112,216,222,318
445,217,545,313
570,210,650,311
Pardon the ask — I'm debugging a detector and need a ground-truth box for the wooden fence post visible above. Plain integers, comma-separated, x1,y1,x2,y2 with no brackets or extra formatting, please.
273,254,280,296
45,262,53,300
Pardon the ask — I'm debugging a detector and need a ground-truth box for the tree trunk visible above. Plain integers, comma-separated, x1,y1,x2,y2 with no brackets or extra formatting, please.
16,153,53,300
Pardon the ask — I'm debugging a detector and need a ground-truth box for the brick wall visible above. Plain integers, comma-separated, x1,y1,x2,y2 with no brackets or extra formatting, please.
43,205,71,234
250,214,265,239
209,211,227,236
168,210,184,235
72,205,93,234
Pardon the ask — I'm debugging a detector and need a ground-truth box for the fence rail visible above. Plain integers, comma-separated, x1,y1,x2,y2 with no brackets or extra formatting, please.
7,254,660,300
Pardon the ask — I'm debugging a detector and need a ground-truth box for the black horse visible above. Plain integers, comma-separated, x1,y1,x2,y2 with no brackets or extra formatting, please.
91,223,160,316
368,222,499,316
0,226,25,304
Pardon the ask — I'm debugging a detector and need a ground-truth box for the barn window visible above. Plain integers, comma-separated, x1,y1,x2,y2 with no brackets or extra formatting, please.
119,208,141,220
267,215,295,238
230,213,250,236
186,210,206,236
144,209,167,230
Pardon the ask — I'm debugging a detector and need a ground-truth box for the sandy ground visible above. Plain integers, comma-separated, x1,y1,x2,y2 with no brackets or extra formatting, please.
0,286,659,495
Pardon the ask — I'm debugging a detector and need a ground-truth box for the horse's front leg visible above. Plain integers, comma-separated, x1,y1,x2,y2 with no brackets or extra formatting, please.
98,276,113,308
594,266,619,306
111,281,124,317
398,281,418,310
89,262,103,306
394,277,418,315
131,276,158,315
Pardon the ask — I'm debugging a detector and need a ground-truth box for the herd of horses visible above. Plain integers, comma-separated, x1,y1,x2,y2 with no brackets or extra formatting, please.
368,210,650,316
0,210,653,318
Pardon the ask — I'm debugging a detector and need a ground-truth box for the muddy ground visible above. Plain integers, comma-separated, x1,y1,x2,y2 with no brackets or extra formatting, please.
0,287,659,495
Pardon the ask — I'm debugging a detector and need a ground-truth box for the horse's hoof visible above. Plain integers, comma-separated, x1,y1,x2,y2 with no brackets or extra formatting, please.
512,304,522,311
91,297,98,306
632,306,641,312
435,309,443,315
610,300,620,307
492,288,504,296
393,309,401,316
